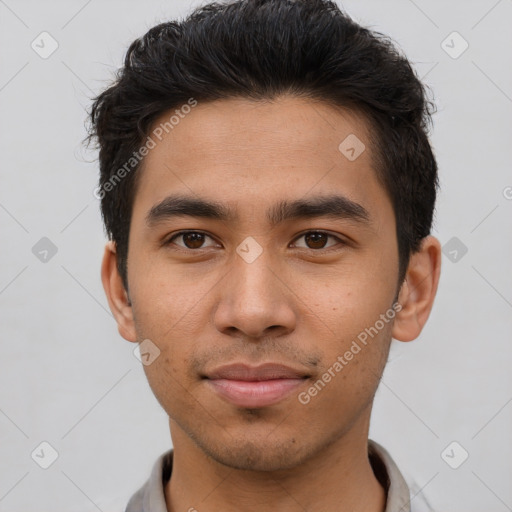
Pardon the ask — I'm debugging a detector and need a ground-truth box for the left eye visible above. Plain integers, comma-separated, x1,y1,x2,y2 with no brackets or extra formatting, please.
292,231,342,250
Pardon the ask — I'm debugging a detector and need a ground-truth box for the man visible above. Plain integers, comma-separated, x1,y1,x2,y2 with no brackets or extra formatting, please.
88,0,441,510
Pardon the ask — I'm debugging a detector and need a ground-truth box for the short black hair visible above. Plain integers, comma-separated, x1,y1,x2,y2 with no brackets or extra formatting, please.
87,0,438,291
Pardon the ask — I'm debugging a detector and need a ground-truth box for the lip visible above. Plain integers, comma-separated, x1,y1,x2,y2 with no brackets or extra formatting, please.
204,363,309,408
205,363,309,381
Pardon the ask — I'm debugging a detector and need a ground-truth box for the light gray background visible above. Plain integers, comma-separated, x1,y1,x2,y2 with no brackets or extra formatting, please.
1,0,511,510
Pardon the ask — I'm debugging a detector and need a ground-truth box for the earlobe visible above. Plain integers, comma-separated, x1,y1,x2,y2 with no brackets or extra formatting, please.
101,241,137,343
392,236,442,342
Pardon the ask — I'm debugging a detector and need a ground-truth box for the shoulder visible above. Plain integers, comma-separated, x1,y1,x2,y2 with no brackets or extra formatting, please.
124,449,174,512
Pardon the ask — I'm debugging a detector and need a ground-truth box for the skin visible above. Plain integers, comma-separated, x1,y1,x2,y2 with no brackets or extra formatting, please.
102,96,441,512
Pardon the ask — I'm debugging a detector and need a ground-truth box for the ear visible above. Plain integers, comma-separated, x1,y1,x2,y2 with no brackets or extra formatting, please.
392,236,442,342
101,241,137,343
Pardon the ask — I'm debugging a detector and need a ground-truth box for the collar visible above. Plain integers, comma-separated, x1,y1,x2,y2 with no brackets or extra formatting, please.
125,439,413,512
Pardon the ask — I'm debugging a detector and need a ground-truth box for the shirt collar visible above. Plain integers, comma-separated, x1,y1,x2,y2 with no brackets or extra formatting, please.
125,438,412,512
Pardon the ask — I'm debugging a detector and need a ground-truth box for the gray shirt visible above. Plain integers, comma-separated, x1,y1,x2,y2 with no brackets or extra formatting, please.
125,439,432,512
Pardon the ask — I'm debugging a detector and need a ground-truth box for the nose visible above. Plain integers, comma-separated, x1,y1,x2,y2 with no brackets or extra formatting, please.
213,249,297,341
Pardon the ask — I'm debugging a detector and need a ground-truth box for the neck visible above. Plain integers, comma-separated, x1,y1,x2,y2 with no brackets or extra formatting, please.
164,415,386,512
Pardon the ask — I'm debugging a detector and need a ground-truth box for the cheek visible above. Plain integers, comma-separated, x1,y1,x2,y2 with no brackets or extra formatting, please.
130,287,204,402
130,260,211,335
140,335,199,414
304,261,396,331
141,355,182,415
300,265,396,393
301,319,393,420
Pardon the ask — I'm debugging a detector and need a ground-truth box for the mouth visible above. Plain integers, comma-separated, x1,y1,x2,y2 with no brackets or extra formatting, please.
203,363,310,408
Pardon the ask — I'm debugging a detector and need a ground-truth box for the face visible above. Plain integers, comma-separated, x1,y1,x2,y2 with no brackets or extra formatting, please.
106,96,419,472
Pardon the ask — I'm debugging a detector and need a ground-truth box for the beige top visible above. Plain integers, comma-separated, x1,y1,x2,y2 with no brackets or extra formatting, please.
125,439,432,512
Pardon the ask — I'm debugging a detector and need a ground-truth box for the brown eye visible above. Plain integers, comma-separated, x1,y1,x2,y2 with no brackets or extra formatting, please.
304,232,328,249
293,231,342,250
168,231,217,250
181,232,205,249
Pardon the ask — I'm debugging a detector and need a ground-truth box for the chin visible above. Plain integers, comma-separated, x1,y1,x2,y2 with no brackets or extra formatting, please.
189,428,315,472
208,442,305,472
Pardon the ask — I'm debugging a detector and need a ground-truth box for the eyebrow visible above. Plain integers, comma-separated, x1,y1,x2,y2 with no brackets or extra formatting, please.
145,193,371,227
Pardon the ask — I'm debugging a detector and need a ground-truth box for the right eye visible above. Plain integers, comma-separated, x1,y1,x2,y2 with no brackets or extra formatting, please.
165,231,220,250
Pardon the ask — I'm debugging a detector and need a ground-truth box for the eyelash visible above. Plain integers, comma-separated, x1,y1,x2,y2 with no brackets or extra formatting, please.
164,230,346,252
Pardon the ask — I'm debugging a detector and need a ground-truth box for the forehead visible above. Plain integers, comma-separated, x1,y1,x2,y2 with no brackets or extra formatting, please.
148,96,373,168
132,95,391,226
